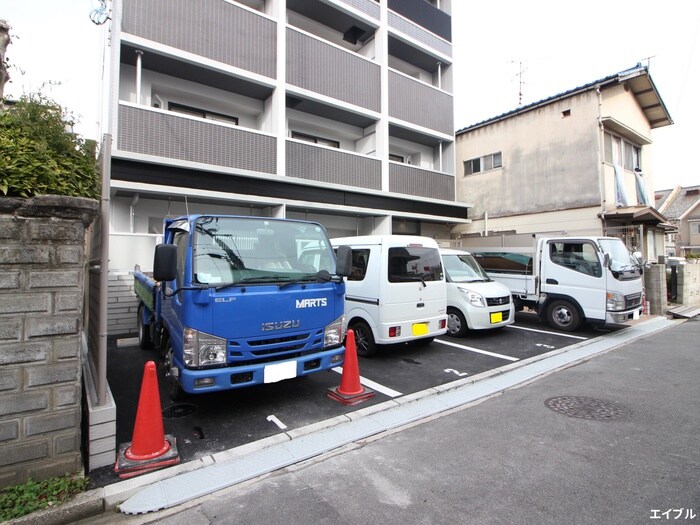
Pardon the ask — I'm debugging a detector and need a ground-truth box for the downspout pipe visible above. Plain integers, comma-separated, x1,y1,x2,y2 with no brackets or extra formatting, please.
596,86,607,235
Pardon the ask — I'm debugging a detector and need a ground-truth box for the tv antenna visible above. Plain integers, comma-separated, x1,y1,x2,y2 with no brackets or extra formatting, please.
511,60,526,106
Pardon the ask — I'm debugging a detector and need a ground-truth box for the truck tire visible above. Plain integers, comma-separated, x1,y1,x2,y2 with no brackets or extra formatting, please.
164,340,185,401
447,307,468,337
137,304,153,350
546,299,581,331
350,320,377,358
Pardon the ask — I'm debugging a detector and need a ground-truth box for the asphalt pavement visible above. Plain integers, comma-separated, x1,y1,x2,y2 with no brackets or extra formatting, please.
68,315,699,524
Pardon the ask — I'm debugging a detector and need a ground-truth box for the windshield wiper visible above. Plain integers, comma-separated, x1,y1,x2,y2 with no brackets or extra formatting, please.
214,275,288,291
392,275,427,287
279,270,332,289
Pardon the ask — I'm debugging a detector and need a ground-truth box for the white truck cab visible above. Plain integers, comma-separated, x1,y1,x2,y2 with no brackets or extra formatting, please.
440,248,515,337
331,235,447,357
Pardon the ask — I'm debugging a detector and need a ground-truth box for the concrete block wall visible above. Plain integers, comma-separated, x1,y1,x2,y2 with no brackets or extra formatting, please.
0,196,97,487
108,271,139,336
644,264,667,316
678,263,700,306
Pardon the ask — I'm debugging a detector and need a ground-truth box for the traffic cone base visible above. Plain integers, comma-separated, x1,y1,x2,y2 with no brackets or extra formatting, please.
114,434,180,477
327,385,375,406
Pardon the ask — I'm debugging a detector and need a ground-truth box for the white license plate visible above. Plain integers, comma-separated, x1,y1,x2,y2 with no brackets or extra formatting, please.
633,309,640,320
264,361,297,383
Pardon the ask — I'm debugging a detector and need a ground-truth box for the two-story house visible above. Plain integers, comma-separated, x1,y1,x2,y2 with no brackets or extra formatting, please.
453,64,672,260
656,185,700,257
101,0,469,335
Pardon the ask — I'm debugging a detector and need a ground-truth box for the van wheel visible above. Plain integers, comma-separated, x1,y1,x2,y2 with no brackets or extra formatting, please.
164,340,185,401
546,300,581,331
137,304,153,350
350,321,377,358
447,307,468,337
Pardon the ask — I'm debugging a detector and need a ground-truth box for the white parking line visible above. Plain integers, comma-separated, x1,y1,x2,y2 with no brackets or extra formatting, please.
436,339,520,362
331,367,403,398
506,324,588,340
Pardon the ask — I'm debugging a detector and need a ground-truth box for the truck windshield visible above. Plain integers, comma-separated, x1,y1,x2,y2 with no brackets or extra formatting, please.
443,253,491,283
598,238,638,272
192,217,335,285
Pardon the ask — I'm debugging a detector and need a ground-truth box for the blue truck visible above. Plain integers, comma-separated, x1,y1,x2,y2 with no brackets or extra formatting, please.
134,214,351,400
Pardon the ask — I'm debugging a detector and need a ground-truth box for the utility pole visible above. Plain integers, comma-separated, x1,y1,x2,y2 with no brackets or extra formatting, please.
0,19,10,105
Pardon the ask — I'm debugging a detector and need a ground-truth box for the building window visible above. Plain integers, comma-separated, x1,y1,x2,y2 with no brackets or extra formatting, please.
604,131,641,171
168,102,239,125
464,152,501,175
291,131,340,149
389,154,405,163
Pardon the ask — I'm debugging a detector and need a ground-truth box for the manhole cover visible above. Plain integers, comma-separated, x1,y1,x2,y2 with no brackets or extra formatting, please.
544,396,630,420
162,403,198,419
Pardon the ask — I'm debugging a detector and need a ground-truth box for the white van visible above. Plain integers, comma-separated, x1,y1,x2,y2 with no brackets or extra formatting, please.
440,248,515,336
331,235,447,357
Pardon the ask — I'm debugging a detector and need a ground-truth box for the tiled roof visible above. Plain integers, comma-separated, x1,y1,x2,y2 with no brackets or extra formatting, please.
658,185,700,220
456,64,670,134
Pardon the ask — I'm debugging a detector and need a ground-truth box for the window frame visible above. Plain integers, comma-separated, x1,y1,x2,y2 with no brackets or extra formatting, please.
291,131,340,149
168,102,239,125
463,152,502,176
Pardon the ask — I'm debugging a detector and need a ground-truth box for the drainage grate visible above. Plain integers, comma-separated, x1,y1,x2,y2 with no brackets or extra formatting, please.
544,396,630,420
162,403,198,419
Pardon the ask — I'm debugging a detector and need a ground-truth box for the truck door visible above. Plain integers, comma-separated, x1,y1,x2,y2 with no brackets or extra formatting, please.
540,239,606,324
161,229,188,351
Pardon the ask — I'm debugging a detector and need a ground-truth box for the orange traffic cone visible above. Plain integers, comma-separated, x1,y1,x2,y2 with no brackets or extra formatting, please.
114,361,180,478
327,329,375,405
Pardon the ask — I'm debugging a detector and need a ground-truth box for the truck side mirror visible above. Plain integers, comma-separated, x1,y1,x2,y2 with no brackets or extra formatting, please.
603,253,611,269
153,244,178,282
335,245,352,277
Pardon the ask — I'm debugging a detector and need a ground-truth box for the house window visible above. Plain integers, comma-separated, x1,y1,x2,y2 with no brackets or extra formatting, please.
291,131,340,148
464,152,502,175
604,131,641,171
168,102,238,125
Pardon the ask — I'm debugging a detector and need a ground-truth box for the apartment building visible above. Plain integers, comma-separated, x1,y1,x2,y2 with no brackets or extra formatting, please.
103,0,468,333
453,65,672,261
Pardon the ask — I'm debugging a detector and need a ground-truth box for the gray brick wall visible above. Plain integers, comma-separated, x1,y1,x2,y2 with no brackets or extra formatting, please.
0,196,97,487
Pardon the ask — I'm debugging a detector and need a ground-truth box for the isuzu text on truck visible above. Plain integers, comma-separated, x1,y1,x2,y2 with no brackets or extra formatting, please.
468,236,645,331
134,215,351,399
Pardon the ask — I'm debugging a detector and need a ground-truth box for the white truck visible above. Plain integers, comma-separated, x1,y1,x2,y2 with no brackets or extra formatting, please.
330,235,447,357
466,236,645,331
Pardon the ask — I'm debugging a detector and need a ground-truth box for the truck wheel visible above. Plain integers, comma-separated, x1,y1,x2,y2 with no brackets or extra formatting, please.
447,307,468,337
546,300,581,331
350,320,377,358
137,304,153,350
164,341,185,401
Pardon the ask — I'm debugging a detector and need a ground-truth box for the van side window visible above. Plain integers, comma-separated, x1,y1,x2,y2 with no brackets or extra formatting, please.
348,249,370,281
549,241,602,277
387,247,443,283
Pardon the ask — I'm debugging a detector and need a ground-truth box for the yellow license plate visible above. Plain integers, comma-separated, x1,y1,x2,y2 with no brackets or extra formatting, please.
490,312,503,324
412,323,429,336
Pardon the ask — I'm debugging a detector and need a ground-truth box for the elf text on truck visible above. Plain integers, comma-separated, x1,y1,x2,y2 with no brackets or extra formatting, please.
134,215,351,399
469,236,645,331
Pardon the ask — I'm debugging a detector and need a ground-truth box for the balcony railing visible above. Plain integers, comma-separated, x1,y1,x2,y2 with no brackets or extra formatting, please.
389,71,453,135
287,140,381,190
388,11,451,58
121,0,276,78
287,28,381,112
117,103,276,175
388,0,451,43
390,163,455,201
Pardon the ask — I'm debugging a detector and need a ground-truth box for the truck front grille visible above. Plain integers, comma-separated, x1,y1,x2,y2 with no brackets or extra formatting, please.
625,292,642,309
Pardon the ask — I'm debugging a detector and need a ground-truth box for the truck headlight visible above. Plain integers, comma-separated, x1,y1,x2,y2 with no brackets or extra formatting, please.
324,315,345,347
606,292,625,312
183,328,227,368
459,287,486,307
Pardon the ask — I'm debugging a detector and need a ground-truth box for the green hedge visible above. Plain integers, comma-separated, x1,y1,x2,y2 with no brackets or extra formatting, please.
0,94,99,199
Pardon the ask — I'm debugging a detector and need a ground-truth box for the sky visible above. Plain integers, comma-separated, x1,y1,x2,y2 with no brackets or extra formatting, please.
1,0,699,191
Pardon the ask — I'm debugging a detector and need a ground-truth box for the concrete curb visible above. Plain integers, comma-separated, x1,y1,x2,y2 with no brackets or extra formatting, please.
9,316,679,523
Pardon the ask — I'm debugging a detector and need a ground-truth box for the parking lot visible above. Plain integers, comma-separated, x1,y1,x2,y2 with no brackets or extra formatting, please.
89,310,626,487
